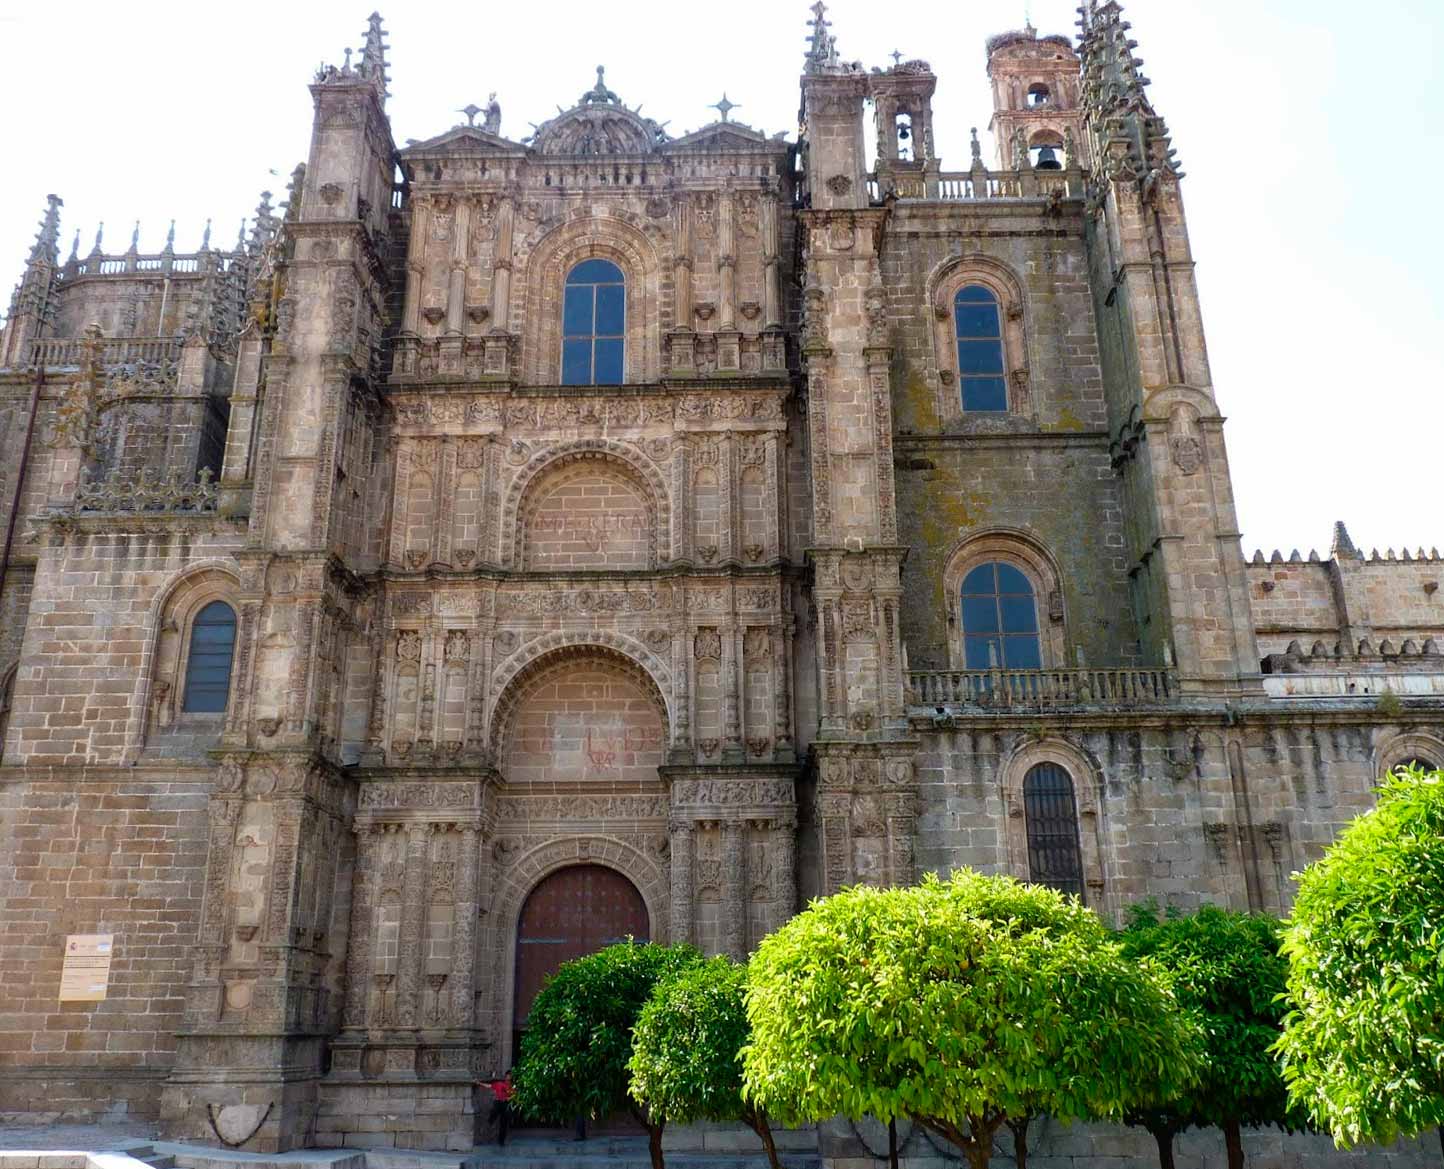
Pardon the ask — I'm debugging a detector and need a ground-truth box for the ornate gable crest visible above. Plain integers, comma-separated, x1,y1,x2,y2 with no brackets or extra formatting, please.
528,67,669,156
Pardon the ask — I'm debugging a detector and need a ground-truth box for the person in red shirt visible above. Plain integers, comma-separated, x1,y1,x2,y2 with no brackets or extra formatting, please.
486,1069,514,1146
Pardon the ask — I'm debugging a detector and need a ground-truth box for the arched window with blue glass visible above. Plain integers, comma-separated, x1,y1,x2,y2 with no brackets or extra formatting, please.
960,561,1041,669
562,258,625,386
182,600,237,713
954,284,1008,412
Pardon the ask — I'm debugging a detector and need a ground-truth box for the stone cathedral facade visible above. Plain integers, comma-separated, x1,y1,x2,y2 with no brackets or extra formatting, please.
1,4,1441,1161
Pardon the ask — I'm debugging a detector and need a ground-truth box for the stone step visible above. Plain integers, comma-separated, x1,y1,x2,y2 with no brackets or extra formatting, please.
468,1144,821,1169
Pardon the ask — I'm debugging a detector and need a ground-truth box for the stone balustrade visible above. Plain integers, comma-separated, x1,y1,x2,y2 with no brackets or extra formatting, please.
23,334,181,370
69,466,219,514
909,666,1179,712
867,167,1084,202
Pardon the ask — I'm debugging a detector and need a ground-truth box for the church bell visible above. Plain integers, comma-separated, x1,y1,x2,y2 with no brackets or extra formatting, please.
1034,144,1062,170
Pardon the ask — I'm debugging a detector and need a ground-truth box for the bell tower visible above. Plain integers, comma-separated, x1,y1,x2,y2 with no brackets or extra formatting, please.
870,58,939,196
986,24,1087,170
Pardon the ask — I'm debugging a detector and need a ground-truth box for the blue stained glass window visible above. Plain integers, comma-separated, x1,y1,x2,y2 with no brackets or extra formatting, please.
961,562,1042,669
561,259,625,385
955,284,1009,413
182,601,237,714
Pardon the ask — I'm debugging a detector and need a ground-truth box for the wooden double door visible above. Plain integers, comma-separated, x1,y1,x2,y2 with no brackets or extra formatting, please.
512,863,649,1062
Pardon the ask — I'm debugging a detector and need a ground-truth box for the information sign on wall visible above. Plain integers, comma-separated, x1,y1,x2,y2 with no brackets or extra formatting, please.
59,934,113,1002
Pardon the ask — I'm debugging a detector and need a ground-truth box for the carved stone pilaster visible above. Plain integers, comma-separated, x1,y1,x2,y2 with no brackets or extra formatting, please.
343,826,382,1027
451,825,481,1026
722,625,742,763
668,821,694,945
721,821,746,960
771,820,797,934
397,823,430,1028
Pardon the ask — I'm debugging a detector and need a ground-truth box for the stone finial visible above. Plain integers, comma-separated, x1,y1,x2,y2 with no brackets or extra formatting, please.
458,103,482,127
710,93,739,123
200,218,212,251
805,0,839,73
67,229,80,264
970,127,984,167
581,65,620,105
89,222,104,257
359,11,389,99
27,194,63,266
1331,520,1356,559
128,220,141,253
163,220,176,254
284,163,306,222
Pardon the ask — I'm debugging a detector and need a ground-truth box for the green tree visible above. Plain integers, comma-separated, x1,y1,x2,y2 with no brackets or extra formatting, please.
629,956,784,1169
1119,904,1294,1169
1276,766,1444,1163
742,870,1200,1169
512,940,701,1169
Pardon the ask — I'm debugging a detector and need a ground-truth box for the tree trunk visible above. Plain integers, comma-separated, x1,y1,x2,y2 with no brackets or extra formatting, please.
743,1108,783,1169
1010,1118,1029,1169
1150,1125,1177,1169
888,1117,899,1169
647,1120,666,1169
1223,1117,1244,1169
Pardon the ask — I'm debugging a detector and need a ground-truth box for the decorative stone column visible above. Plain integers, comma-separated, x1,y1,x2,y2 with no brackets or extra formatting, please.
343,825,382,1028
397,823,430,1028
451,825,481,1026
489,198,514,331
668,821,694,945
721,821,746,960
770,818,798,934
722,625,742,763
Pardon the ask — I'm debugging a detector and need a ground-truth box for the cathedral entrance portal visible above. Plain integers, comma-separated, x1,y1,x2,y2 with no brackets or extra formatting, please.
512,863,649,1060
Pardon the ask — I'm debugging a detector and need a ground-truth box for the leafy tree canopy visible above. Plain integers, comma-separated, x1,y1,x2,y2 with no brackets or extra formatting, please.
512,940,701,1126
1276,766,1444,1149
630,955,785,1169
742,870,1200,1168
630,955,754,1126
1120,903,1293,1134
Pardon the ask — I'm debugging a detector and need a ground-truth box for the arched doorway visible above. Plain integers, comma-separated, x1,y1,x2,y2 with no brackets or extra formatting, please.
512,864,649,1058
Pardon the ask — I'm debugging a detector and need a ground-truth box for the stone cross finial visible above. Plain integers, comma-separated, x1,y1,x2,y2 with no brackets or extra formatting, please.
890,49,903,67
459,104,482,126
805,1,833,72
710,93,739,122
582,65,620,105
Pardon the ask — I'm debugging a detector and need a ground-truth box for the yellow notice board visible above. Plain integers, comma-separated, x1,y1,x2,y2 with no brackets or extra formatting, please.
59,934,113,1002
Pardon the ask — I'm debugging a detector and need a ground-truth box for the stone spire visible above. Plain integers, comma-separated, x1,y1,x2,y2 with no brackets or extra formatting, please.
248,191,277,255
357,11,389,101
1077,0,1181,179
27,194,63,266
804,0,839,74
67,229,80,265
1331,520,1358,560
88,222,104,259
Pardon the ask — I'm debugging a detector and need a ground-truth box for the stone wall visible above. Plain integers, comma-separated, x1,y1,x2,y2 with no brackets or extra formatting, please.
0,766,210,1122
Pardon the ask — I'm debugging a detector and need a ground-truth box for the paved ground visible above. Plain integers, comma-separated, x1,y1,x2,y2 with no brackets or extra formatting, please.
0,1123,159,1152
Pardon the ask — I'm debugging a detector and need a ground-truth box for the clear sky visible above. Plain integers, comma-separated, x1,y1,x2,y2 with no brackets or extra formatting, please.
2,1,1439,557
